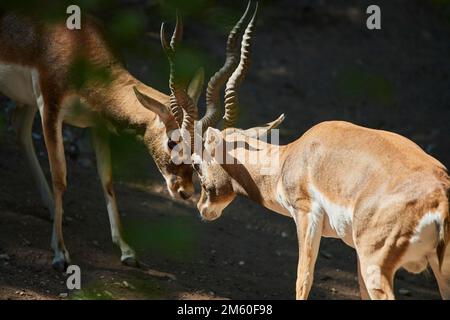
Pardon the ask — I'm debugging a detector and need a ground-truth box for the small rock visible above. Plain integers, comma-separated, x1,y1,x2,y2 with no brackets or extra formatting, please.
59,293,68,298
65,216,74,222
238,261,245,266
122,281,135,290
92,240,100,247
281,231,288,238
330,288,338,294
399,288,411,296
103,290,113,298
321,251,333,259
0,253,10,261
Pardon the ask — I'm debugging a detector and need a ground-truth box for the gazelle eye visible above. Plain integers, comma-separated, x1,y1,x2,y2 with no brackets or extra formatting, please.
167,139,177,150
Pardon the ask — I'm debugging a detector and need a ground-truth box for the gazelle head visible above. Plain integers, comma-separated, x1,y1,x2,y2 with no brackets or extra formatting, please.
192,114,284,220
133,1,262,200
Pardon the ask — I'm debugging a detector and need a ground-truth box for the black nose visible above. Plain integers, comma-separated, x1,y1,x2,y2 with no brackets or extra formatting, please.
179,190,190,200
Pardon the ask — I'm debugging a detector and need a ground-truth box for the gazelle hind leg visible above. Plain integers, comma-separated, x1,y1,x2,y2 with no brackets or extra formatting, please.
12,104,54,218
428,251,450,299
91,126,138,267
356,246,396,300
293,210,324,300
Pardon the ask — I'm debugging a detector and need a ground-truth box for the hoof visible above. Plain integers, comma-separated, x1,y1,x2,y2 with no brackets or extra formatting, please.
121,256,140,268
52,259,69,272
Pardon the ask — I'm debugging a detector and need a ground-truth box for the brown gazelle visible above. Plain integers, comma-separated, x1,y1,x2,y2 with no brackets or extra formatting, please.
0,4,254,270
190,8,450,300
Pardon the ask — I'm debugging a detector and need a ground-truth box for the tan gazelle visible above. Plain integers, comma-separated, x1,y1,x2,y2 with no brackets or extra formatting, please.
0,4,254,270
189,5,450,300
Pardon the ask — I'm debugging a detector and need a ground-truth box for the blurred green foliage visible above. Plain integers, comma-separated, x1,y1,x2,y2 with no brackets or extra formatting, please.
429,0,450,24
68,57,113,90
71,282,115,300
108,9,146,48
336,66,395,107
110,133,154,182
125,216,197,261
158,0,208,17
71,278,165,299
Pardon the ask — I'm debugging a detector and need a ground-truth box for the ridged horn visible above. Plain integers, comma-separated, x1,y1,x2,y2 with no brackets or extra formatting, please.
161,15,197,147
223,2,258,129
198,1,252,133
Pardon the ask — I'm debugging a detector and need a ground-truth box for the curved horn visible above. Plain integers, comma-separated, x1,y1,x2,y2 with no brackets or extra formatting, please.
223,3,258,129
198,1,252,133
161,16,197,148
170,11,183,50
161,22,183,125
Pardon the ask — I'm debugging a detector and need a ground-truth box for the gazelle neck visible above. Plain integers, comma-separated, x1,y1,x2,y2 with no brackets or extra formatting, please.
82,66,169,135
223,134,289,214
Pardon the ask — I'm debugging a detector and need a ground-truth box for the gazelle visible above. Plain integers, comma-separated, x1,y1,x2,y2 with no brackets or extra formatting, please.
189,10,450,301
194,121,450,301
0,4,253,271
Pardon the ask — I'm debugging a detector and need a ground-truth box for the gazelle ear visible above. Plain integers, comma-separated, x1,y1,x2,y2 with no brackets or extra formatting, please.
241,114,285,139
133,86,172,124
187,67,205,105
204,127,222,156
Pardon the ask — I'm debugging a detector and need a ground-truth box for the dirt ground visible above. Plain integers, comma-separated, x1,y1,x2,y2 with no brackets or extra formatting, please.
0,0,449,300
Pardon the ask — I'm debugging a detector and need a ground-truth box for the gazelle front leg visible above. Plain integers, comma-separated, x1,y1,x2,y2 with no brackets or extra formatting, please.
12,104,54,219
91,126,138,267
41,107,70,271
428,252,450,299
294,210,324,300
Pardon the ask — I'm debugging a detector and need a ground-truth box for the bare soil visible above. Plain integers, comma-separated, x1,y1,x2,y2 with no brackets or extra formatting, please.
0,0,449,299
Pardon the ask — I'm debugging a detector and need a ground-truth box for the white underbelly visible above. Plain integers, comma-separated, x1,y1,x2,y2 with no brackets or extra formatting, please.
0,63,99,128
309,184,355,247
0,63,38,107
322,213,354,247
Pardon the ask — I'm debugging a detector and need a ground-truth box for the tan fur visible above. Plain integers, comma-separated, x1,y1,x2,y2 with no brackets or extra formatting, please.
195,121,450,300
0,13,193,269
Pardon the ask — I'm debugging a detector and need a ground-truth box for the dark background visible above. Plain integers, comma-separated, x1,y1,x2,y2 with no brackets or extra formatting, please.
0,0,449,299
